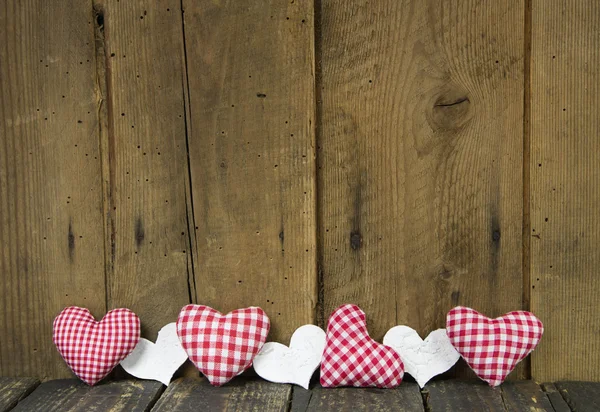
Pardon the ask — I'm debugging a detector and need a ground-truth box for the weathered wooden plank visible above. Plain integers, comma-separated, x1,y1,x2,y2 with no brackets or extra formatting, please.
12,379,163,412
318,0,525,377
500,381,555,411
555,382,600,412
291,383,423,412
289,387,313,412
0,378,39,412
0,0,106,378
182,1,317,342
97,0,191,337
530,0,600,382
541,383,571,412
151,377,291,412
425,380,558,411
424,381,505,411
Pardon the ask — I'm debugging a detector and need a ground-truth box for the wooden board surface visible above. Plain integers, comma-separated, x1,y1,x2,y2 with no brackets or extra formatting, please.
291,384,424,412
529,0,600,382
317,0,525,377
12,379,163,412
0,378,39,412
0,0,107,378
426,380,557,411
426,381,505,411
555,382,600,412
8,378,600,411
500,380,555,411
152,378,291,412
97,0,192,338
425,381,505,411
182,0,318,342
541,383,571,412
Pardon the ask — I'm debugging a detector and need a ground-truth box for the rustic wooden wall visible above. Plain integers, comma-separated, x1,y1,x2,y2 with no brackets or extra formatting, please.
318,0,525,379
0,0,106,379
0,0,598,382
530,0,600,382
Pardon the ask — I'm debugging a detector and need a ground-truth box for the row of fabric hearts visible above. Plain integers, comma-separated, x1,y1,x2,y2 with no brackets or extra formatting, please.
53,303,543,389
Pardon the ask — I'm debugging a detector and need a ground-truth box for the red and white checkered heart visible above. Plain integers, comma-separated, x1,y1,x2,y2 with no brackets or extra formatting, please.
53,306,140,386
446,306,544,386
320,304,404,388
176,304,270,386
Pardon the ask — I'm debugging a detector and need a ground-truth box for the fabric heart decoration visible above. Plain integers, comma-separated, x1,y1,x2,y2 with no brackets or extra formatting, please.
383,326,459,388
446,306,544,386
320,304,404,388
253,324,326,389
176,304,270,386
53,306,140,385
120,322,188,385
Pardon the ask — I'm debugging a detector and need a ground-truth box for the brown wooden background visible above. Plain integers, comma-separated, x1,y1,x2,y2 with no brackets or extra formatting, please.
1,0,598,383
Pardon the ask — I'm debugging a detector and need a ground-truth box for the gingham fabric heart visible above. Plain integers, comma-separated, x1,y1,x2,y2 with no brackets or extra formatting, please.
176,304,270,386
53,306,140,386
320,304,404,388
446,306,544,386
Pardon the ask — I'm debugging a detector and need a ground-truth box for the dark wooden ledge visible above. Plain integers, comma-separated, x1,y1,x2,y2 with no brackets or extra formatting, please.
1,377,598,411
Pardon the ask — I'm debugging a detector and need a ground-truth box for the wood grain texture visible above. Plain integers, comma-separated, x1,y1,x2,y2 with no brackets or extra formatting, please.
289,387,313,412
530,0,600,382
318,0,525,372
555,382,600,412
291,383,423,412
12,379,163,412
99,0,192,337
424,381,505,412
0,0,106,378
151,377,291,412
541,383,571,412
0,378,39,412
500,381,555,411
182,0,317,342
426,381,557,411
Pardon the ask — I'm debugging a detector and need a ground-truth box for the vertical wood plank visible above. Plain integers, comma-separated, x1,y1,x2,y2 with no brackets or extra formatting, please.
530,0,600,382
182,1,317,342
99,0,192,337
318,0,525,367
0,0,106,378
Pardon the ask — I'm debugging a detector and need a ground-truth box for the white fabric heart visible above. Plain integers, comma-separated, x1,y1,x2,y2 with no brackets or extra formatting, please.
253,324,326,389
120,322,188,385
383,326,459,388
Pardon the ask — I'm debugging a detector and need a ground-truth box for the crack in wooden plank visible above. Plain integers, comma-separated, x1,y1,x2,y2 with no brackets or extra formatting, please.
421,387,432,412
180,0,197,304
522,0,533,380
93,0,111,313
314,0,325,333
